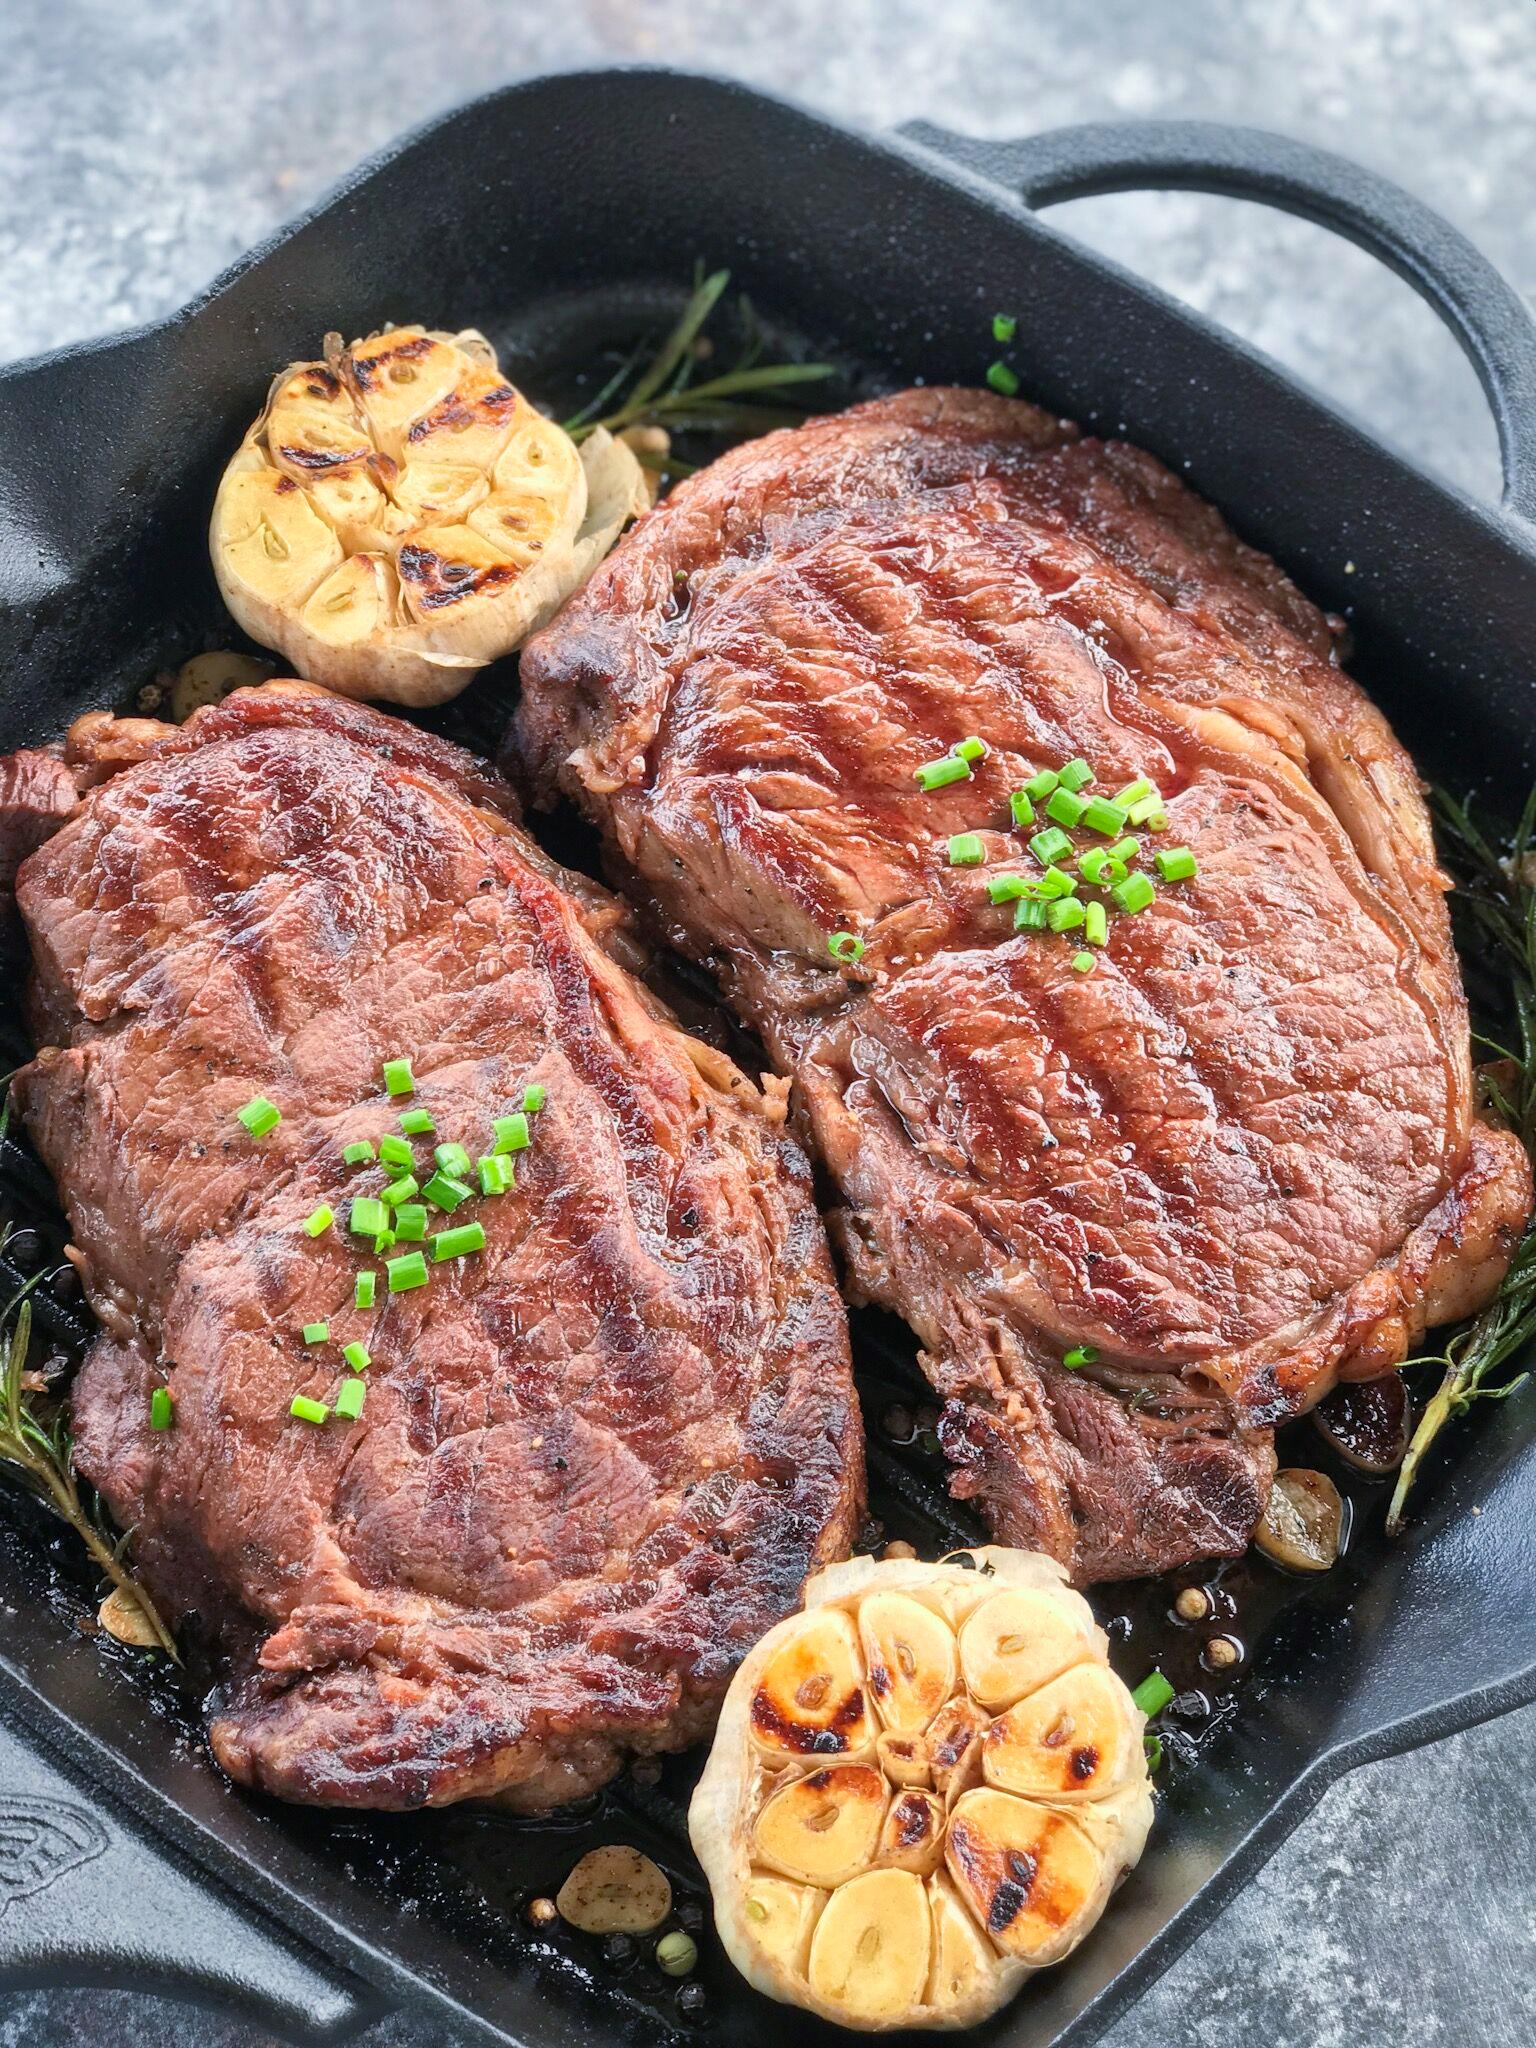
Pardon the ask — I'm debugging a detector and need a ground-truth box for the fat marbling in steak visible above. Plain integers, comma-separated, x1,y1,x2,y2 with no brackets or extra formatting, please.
10,683,862,1809
516,387,1532,1584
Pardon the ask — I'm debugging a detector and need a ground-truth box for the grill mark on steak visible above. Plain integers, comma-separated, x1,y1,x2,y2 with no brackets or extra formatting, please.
10,682,863,1810
515,385,1532,1583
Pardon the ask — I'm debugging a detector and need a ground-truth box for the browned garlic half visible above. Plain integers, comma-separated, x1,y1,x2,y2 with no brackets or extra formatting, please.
210,326,648,705
689,1548,1154,2031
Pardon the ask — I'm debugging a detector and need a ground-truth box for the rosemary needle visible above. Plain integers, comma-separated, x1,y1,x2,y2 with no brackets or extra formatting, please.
1387,782,1536,1533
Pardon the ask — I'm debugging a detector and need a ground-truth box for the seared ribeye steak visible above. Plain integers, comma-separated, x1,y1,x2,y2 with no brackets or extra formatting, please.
517,388,1531,1583
11,683,862,1809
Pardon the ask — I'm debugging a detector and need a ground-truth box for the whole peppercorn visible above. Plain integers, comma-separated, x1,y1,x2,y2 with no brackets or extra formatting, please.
676,1979,707,2016
656,1930,698,1977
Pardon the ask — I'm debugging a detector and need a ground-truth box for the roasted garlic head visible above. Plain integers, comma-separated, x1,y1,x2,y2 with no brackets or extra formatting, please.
210,326,648,705
689,1549,1154,2031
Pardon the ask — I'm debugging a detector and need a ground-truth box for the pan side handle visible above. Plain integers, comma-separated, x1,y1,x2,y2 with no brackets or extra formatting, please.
0,1708,381,2043
900,118,1536,525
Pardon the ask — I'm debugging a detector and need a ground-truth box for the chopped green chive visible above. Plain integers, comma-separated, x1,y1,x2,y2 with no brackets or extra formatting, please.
1037,866,1076,900
1081,796,1129,837
149,1386,174,1431
1085,901,1109,947
432,1221,487,1262
387,1251,430,1293
380,1173,419,1209
236,1096,281,1139
1029,827,1073,868
1071,950,1095,974
393,1203,428,1242
290,1395,329,1425
1014,899,1048,931
433,1142,473,1180
1079,846,1111,886
354,1270,376,1310
334,1377,366,1421
1064,1344,1100,1368
947,832,985,867
479,1154,515,1196
1127,793,1168,828
985,360,1020,396
988,874,1030,905
378,1133,414,1171
399,1107,435,1136
1045,786,1087,829
1009,789,1035,828
348,1196,387,1237
914,754,971,792
382,1058,414,1098
1115,778,1153,808
342,1342,370,1373
992,312,1017,342
302,1205,334,1238
1023,768,1059,800
372,1230,396,1256
828,932,866,965
342,1140,376,1167
493,1113,530,1155
1058,758,1094,793
1102,857,1130,889
1047,898,1086,933
1112,872,1157,915
1156,846,1198,883
521,1084,547,1114
302,1322,330,1346
422,1172,473,1213
954,735,989,764
1107,836,1141,863
1131,1670,1176,1718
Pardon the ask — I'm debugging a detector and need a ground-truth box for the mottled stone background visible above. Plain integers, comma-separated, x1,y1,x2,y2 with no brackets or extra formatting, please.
3,1,1535,2043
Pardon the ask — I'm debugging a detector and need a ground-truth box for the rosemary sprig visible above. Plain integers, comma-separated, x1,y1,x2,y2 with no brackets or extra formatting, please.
0,1266,178,1660
564,267,834,453
1386,782,1536,1534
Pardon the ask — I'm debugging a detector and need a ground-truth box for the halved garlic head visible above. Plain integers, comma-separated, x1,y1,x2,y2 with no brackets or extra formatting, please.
690,1548,1155,2031
210,326,648,705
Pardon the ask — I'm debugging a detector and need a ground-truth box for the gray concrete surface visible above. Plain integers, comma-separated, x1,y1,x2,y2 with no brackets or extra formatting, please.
3,2,1535,2043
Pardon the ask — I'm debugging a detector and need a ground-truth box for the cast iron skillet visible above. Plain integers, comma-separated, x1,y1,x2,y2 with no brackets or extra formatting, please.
2,67,1535,2048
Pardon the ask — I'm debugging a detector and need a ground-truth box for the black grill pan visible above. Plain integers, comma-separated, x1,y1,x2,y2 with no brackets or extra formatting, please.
2,67,1536,2048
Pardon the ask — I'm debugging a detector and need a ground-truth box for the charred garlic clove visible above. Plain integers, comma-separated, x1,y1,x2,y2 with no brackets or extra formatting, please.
944,1789,1104,1967
860,1591,958,1734
210,327,648,705
749,1605,874,1762
753,1764,888,1886
982,1662,1139,1802
875,1787,947,1877
690,1546,1154,2030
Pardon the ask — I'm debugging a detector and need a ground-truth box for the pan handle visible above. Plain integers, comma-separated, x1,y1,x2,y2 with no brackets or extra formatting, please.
899,118,1536,522
0,1708,380,2042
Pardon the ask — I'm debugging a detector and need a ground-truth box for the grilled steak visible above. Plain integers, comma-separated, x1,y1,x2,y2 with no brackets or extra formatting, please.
517,387,1532,1583
11,682,862,1809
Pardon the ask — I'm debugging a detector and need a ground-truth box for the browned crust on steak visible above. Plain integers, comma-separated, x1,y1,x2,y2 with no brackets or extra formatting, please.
12,682,862,1809
515,387,1532,1583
